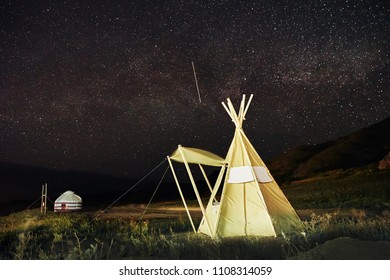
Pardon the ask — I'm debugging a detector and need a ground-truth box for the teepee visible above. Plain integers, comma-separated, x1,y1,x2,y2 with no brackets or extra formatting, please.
168,95,301,238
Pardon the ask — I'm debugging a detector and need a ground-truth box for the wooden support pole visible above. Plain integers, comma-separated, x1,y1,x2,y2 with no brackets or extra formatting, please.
41,183,47,214
243,94,254,120
239,94,246,124
178,145,213,236
198,164,218,203
198,164,213,193
221,101,234,121
40,184,44,214
167,156,196,233
227,98,240,127
44,183,47,213
212,164,230,237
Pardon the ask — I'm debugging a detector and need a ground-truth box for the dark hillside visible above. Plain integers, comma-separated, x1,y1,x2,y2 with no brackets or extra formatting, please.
268,117,390,180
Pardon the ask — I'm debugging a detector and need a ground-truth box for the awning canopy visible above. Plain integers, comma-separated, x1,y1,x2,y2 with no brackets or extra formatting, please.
170,146,225,167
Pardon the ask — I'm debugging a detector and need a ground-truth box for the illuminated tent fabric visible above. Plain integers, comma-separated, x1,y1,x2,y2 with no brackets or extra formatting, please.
168,95,301,238
170,147,225,167
54,190,82,212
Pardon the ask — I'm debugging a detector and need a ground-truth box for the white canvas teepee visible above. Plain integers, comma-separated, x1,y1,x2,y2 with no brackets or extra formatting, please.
168,95,301,238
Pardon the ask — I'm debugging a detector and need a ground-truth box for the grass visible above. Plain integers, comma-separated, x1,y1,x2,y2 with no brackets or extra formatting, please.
0,208,389,260
283,168,390,211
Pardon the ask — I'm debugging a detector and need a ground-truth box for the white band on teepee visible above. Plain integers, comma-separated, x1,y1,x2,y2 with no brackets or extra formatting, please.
227,166,274,183
227,166,254,183
253,166,273,183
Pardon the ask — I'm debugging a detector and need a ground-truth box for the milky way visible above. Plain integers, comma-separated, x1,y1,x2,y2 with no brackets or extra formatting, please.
0,0,389,176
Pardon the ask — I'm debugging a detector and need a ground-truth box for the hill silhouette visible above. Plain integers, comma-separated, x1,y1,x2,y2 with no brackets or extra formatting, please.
268,117,390,180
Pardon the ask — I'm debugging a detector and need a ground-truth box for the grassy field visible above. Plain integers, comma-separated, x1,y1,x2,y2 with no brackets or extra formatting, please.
283,168,390,212
0,208,389,260
0,168,389,260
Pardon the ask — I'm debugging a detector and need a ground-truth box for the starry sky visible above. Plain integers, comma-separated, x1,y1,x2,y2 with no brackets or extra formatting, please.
0,0,389,177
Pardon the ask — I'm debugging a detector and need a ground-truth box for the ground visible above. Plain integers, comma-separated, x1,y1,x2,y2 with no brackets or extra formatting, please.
291,237,390,259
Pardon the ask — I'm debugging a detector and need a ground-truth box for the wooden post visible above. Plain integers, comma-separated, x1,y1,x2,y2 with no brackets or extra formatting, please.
44,183,47,213
198,164,218,204
41,183,47,214
167,157,197,233
243,94,254,120
198,164,213,193
178,145,213,236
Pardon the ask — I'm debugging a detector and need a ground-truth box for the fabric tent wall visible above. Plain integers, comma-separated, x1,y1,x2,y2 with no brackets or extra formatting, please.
239,131,302,232
199,130,277,237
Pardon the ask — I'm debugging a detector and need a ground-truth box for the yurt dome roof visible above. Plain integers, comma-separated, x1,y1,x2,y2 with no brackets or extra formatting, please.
55,190,82,203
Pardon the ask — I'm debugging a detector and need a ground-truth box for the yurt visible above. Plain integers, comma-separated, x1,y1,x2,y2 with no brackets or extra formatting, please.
54,190,82,212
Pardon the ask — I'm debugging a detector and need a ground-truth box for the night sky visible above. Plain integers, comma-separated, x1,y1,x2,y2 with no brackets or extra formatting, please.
1,0,389,177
